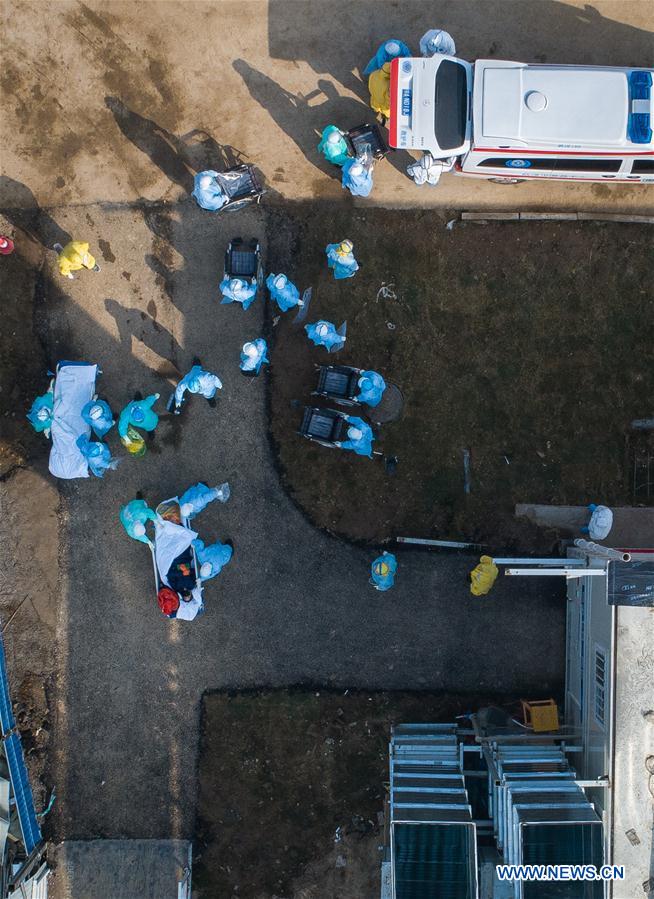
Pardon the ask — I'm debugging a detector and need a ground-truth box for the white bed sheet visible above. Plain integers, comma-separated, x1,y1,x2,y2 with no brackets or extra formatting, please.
154,518,198,587
48,363,98,479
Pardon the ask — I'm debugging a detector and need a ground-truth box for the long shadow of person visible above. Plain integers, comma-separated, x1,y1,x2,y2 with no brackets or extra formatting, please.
104,297,183,379
232,60,370,178
106,102,260,300
144,253,175,303
177,129,247,173
0,177,71,249
105,97,195,192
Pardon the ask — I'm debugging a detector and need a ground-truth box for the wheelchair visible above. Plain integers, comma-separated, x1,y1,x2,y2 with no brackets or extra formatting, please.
312,364,364,407
224,236,263,290
216,164,264,211
345,123,389,160
298,406,349,449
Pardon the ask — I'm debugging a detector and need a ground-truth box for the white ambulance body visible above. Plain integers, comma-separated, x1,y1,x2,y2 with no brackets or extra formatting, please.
389,56,654,183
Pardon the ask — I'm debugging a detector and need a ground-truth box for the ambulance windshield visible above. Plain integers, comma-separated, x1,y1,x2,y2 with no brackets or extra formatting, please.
434,60,468,150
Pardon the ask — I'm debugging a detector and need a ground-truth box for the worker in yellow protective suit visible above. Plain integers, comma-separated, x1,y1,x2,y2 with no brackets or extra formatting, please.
469,555,499,596
54,241,100,280
368,62,391,122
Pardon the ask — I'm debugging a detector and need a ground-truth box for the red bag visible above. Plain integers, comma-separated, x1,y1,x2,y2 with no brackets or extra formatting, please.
158,587,180,617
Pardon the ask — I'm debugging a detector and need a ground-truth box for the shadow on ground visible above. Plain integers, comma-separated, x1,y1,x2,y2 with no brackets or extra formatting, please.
268,0,654,91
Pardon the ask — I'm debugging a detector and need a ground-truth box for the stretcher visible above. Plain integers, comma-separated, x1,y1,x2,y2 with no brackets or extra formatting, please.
48,361,99,479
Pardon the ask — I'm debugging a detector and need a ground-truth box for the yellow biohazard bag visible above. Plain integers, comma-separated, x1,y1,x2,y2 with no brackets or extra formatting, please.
120,425,146,457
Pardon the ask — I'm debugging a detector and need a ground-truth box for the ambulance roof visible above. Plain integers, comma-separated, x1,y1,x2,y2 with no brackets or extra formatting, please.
474,61,640,149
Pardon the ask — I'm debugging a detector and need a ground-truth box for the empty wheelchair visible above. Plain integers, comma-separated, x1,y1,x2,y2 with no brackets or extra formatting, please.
345,123,389,160
298,406,349,449
313,364,363,407
224,237,263,289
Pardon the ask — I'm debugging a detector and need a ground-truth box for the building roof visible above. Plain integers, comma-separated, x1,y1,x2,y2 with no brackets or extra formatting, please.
474,62,639,149
569,552,654,899
611,599,654,899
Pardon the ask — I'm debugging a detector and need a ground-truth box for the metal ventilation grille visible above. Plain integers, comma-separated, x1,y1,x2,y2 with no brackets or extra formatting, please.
390,724,478,899
489,743,603,898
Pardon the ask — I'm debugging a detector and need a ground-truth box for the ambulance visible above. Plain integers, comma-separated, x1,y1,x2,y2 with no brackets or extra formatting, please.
389,55,654,183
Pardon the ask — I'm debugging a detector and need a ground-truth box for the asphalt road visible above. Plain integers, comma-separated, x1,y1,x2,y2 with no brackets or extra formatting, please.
26,201,565,840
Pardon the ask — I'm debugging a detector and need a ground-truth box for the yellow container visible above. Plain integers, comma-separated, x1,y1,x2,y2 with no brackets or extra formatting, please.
522,699,559,733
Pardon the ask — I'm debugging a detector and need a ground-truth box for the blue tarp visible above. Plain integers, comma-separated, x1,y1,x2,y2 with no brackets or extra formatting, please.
0,633,42,854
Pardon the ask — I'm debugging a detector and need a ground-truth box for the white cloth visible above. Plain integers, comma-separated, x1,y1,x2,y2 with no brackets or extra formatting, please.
176,584,204,621
153,518,198,587
588,506,613,540
49,363,98,479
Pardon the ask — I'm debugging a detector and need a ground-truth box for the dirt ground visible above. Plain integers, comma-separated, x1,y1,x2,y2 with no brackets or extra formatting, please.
3,1,654,214
195,689,521,899
268,214,654,549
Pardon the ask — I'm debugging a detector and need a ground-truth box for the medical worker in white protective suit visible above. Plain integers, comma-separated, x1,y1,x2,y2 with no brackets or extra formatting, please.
581,504,614,541
192,171,227,211
179,482,230,520
219,276,258,310
173,364,222,412
407,153,455,187
240,338,268,375
419,29,456,57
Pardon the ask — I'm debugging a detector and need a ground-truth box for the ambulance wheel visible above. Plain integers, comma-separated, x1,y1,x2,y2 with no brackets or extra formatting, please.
489,177,525,184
